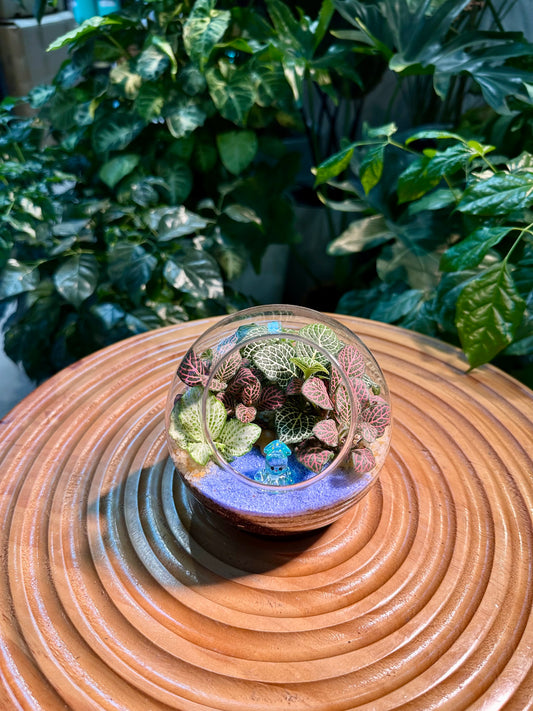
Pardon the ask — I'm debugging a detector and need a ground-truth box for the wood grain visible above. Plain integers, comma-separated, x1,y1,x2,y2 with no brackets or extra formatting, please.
0,315,532,710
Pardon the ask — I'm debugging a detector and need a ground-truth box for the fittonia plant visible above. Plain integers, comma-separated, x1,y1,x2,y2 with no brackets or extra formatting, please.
169,322,391,476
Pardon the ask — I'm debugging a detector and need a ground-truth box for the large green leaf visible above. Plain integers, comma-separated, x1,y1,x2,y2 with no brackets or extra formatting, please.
107,242,157,302
109,64,142,99
135,84,165,121
441,226,512,272
163,249,224,300
47,16,123,51
149,206,208,241
99,154,140,189
459,173,533,215
157,161,193,205
135,45,169,81
53,254,99,308
327,215,393,255
313,143,356,186
183,0,230,68
205,65,256,124
0,259,39,299
216,131,258,175
92,114,145,154
360,143,384,194
165,98,207,138
456,262,526,367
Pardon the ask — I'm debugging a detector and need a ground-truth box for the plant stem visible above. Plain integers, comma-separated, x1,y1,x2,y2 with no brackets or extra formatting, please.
504,222,533,265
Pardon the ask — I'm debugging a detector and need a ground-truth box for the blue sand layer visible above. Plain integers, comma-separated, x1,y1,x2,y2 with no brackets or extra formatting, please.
194,446,374,518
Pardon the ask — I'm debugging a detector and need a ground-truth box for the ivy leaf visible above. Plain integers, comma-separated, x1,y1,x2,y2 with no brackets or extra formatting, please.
99,154,140,189
252,342,298,386
183,0,230,69
107,242,157,304
92,113,145,154
459,172,533,215
456,262,526,367
0,259,39,299
217,419,261,459
177,349,208,387
352,447,375,475
312,419,339,447
441,226,512,272
296,445,334,474
53,254,99,308
302,377,333,410
360,143,385,194
327,215,393,256
275,401,318,445
217,130,258,175
163,249,224,300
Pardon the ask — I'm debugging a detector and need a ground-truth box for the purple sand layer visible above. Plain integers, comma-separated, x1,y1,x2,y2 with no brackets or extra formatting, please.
193,447,374,518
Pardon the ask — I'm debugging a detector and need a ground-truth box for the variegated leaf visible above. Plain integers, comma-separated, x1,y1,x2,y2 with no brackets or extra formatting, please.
259,384,285,411
351,377,370,408
217,419,262,459
312,419,339,447
302,377,333,410
242,376,261,405
286,377,303,395
360,421,377,443
275,401,318,445
252,341,297,386
329,367,341,397
176,349,207,387
187,442,212,465
352,447,376,474
178,386,227,442
298,323,344,354
235,403,257,423
290,355,329,380
226,366,259,395
214,350,242,382
239,324,270,359
169,404,190,448
296,445,334,474
337,345,365,379
333,384,353,428
362,397,391,436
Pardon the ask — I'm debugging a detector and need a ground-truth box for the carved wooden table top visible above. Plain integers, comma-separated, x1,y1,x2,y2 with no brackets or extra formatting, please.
0,315,532,710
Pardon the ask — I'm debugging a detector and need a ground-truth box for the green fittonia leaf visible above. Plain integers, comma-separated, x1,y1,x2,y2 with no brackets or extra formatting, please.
188,442,213,465
217,418,261,458
275,401,319,445
295,323,343,366
290,356,329,379
169,403,191,448
178,386,227,442
252,341,297,386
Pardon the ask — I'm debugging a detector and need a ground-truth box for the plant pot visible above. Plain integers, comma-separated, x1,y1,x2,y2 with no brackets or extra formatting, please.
165,305,391,535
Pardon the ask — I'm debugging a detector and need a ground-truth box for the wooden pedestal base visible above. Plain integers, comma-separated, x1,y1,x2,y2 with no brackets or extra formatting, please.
0,317,532,710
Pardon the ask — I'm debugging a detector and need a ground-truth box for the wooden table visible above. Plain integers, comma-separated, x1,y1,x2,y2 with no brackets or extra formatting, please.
0,315,532,710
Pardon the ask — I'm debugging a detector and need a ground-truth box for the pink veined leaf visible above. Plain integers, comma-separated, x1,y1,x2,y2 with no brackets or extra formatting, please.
176,349,208,387
242,376,261,405
205,377,227,393
296,445,334,474
260,384,285,410
360,421,377,443
218,390,235,412
312,419,339,447
236,403,257,423
338,345,365,378
286,377,303,395
362,397,391,436
329,368,341,398
351,377,370,409
302,377,333,410
334,384,359,428
226,366,258,395
214,351,242,383
352,447,375,474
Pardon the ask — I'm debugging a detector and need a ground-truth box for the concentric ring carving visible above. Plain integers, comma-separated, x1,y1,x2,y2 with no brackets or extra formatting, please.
1,316,532,710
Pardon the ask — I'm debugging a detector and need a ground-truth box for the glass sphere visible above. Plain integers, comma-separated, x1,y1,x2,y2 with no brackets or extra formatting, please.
165,305,391,535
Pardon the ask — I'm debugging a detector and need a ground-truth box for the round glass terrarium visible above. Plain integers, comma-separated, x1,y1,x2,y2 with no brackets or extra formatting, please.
165,305,391,535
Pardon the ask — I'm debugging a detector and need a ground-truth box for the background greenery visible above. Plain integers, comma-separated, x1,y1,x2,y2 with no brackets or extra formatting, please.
1,0,532,385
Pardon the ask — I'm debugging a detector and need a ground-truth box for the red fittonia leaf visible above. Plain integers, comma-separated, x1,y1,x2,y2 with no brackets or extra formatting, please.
207,377,227,393
226,366,258,395
329,367,341,397
362,397,391,436
312,419,339,447
214,351,242,383
360,421,377,442
302,377,333,410
260,384,285,410
337,345,365,379
236,403,257,423
242,376,261,405
333,383,360,428
352,447,375,474
351,377,369,408
286,377,303,395
177,349,208,387
297,445,334,474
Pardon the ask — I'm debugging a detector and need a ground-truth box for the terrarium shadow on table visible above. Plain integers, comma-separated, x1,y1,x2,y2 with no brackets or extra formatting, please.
165,305,392,537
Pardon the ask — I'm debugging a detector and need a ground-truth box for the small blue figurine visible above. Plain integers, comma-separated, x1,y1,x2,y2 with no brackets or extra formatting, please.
255,440,292,485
